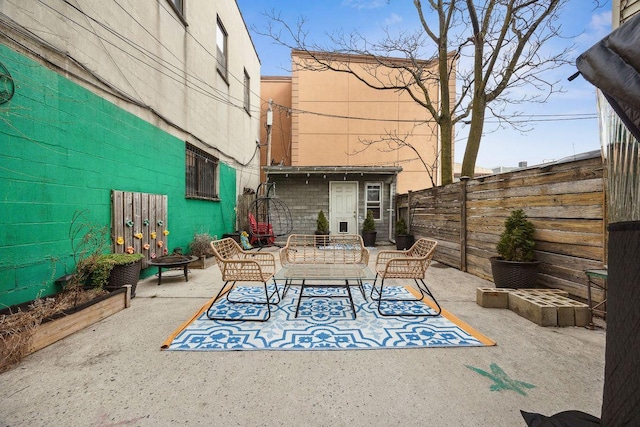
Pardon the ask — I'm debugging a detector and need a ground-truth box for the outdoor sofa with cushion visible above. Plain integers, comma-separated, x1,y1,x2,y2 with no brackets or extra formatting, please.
279,234,369,266
279,234,370,300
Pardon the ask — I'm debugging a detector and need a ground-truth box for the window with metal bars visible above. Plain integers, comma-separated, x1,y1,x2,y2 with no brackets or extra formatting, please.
186,143,219,200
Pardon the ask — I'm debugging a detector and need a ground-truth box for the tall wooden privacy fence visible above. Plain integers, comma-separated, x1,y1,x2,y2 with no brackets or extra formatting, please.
397,153,607,303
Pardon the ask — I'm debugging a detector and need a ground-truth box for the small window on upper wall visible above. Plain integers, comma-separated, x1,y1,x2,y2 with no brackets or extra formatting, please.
168,0,184,18
186,143,219,200
365,183,382,220
243,69,251,114
216,17,228,82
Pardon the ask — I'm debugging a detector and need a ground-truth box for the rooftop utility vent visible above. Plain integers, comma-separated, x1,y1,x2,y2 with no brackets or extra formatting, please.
518,161,528,168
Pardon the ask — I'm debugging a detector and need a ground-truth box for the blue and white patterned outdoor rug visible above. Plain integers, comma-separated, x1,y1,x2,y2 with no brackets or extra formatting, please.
162,284,495,351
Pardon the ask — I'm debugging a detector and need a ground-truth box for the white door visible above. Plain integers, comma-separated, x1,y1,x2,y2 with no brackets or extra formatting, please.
330,182,358,235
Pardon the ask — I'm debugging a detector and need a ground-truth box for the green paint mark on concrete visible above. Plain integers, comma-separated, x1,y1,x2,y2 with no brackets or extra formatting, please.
466,363,536,396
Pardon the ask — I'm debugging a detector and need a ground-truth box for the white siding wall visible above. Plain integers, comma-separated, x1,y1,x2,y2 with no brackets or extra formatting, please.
0,0,261,192
613,0,640,28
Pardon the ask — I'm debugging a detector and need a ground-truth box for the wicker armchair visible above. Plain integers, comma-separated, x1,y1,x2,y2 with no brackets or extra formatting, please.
206,237,280,321
371,238,441,317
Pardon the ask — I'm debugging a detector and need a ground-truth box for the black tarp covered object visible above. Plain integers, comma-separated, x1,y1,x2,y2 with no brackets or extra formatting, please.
576,13,640,141
575,12,640,427
600,222,640,426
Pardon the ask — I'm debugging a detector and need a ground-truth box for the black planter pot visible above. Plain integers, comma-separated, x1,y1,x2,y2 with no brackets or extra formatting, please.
105,260,142,297
314,231,330,247
395,234,414,250
362,231,377,247
489,257,539,289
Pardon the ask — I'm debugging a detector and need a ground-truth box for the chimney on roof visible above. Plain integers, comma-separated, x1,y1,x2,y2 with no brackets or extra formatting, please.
518,161,528,168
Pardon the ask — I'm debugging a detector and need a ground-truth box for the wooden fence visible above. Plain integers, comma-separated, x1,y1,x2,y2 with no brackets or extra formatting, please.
396,153,607,303
237,193,254,233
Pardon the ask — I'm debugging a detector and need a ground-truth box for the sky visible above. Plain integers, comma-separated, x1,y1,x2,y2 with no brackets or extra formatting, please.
236,0,613,169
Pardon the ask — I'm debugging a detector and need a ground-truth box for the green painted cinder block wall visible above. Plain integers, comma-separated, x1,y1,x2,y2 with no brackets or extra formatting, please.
0,45,237,307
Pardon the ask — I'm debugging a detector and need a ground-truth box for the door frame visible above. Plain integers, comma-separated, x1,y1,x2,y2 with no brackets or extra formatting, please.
329,181,359,235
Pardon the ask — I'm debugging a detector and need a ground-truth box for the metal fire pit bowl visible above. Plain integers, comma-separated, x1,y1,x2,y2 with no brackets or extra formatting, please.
147,255,199,285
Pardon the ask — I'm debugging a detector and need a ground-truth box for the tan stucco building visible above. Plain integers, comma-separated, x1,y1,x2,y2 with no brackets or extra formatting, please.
260,50,452,194
259,50,453,242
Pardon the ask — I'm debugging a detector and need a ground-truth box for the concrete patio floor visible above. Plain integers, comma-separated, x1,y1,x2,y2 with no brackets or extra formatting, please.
0,245,606,426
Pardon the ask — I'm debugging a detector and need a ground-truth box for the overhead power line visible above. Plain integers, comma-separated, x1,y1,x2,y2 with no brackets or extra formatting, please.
273,101,597,123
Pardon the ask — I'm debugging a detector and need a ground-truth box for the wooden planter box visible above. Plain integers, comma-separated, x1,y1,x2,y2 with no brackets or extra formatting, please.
2,286,131,372
188,255,216,269
0,286,131,363
28,286,131,354
1,287,131,373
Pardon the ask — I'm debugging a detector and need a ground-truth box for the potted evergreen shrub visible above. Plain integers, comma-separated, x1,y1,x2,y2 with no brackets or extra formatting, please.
395,217,414,250
489,209,540,288
315,210,330,246
361,209,377,247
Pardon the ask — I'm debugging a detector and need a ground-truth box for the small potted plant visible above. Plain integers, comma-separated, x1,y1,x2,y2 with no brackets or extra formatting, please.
489,209,540,288
189,232,214,258
186,231,217,269
361,209,377,247
315,210,330,246
395,217,414,250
